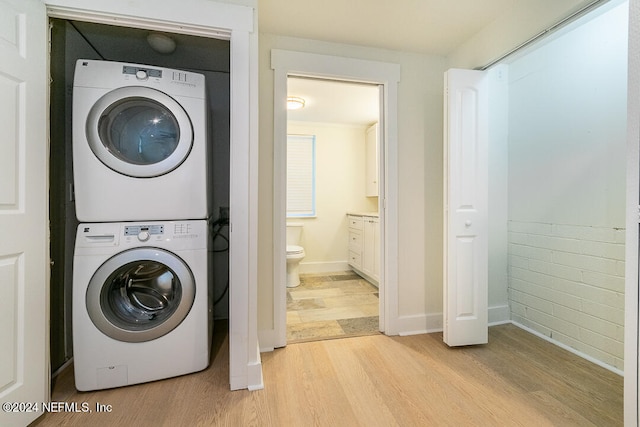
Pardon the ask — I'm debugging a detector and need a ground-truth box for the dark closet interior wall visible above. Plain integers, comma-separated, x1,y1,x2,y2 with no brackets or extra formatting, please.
50,19,101,374
49,19,231,373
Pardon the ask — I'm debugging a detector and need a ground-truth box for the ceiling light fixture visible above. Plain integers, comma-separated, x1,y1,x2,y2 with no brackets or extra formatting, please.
287,96,305,110
147,33,176,54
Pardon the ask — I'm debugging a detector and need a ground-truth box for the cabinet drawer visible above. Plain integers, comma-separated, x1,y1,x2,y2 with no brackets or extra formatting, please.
348,250,362,268
348,215,363,230
348,230,363,252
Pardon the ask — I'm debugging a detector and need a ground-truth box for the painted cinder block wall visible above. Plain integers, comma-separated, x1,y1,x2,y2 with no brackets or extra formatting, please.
505,2,628,371
508,222,625,369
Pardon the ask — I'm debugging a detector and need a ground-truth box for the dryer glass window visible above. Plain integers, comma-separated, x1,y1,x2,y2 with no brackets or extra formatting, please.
100,260,182,331
97,97,181,165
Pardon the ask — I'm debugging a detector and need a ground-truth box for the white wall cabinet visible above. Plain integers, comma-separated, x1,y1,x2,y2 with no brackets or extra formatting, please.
365,123,379,197
348,214,379,285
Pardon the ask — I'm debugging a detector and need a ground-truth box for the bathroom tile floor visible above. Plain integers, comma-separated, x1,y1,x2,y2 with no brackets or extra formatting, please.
286,271,380,343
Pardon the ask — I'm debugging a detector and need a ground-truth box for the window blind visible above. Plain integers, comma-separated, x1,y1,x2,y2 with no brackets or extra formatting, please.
287,134,315,217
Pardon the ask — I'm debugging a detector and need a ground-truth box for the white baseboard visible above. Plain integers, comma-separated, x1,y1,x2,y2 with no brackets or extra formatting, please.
299,261,350,274
247,342,265,391
259,304,620,378
488,304,510,326
396,313,442,336
396,305,511,336
511,321,623,376
258,327,288,352
258,329,276,352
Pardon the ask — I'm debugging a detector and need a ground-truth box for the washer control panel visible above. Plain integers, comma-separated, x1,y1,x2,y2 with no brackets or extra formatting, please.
75,221,207,252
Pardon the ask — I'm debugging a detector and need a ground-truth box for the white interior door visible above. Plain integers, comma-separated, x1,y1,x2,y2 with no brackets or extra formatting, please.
0,0,50,425
443,68,489,347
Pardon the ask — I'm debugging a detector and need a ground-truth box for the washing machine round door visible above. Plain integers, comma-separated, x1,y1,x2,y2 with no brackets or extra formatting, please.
86,248,196,343
85,86,194,178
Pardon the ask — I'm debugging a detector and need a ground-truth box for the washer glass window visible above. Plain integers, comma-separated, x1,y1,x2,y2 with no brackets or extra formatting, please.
86,248,196,343
101,259,182,330
98,97,180,166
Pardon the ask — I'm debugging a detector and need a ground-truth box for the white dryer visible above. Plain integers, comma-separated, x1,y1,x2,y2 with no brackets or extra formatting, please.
72,59,208,222
72,220,211,391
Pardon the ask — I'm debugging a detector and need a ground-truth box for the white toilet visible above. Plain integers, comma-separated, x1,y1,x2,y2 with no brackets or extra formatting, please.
286,222,305,288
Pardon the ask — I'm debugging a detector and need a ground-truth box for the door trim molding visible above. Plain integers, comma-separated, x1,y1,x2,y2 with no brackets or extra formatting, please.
270,49,400,348
43,0,261,391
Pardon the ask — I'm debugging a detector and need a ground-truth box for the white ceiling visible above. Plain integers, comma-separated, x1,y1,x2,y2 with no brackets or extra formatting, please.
262,0,524,125
259,0,519,56
72,1,535,126
287,77,380,126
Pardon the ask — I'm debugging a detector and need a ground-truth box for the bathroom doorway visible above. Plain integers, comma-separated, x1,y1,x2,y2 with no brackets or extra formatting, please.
271,49,401,349
285,77,381,342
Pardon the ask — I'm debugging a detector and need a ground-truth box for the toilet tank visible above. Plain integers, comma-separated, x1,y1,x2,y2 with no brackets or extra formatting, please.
286,222,304,246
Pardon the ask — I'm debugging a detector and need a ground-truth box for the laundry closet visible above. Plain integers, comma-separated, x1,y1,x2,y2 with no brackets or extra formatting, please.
48,19,231,374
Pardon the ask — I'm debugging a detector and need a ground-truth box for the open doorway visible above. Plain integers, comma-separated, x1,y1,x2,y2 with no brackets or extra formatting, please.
270,49,401,348
284,77,381,342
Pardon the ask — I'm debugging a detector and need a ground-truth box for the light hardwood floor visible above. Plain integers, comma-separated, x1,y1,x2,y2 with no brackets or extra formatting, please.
32,322,622,426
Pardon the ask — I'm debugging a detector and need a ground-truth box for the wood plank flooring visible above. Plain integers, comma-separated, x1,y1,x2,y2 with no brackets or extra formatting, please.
31,321,622,426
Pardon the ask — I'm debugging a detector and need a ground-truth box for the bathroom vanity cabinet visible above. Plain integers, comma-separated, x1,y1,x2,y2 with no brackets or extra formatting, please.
347,213,379,286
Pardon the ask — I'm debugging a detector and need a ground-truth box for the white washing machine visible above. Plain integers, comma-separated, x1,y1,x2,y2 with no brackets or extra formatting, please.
72,59,208,222
72,220,212,391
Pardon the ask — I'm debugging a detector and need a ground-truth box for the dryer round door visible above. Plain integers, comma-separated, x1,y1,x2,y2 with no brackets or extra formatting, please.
85,86,194,178
86,247,196,343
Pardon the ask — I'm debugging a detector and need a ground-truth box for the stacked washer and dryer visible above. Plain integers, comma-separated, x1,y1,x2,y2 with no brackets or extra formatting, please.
71,59,212,391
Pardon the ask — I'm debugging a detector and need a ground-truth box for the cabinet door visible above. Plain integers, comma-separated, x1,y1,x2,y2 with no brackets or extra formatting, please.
372,218,380,279
362,217,376,276
349,250,362,269
365,123,379,197
348,216,363,269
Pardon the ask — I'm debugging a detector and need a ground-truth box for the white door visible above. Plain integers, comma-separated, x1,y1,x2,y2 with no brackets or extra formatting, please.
443,69,489,347
0,0,50,426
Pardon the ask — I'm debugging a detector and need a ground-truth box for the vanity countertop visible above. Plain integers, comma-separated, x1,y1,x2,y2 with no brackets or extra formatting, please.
347,211,379,218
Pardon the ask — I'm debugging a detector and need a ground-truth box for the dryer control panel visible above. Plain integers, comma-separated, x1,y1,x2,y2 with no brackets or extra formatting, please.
124,224,164,242
73,59,206,99
122,65,162,80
